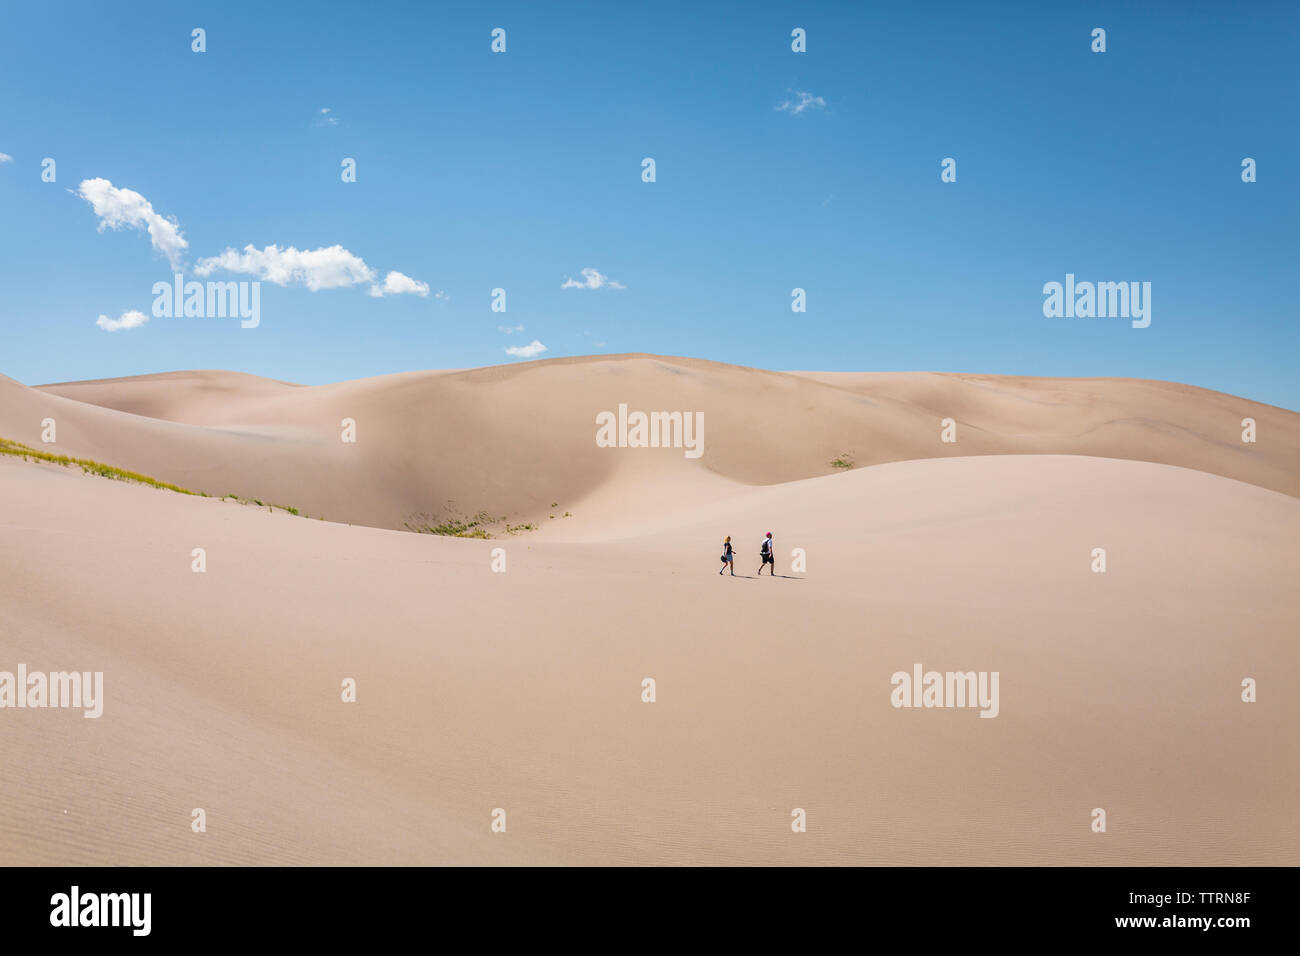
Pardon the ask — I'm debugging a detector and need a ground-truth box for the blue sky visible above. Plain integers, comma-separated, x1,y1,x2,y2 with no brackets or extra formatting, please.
1,0,1297,408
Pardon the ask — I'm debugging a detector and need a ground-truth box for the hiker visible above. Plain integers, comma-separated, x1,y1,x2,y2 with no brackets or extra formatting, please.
759,532,775,575
719,536,735,575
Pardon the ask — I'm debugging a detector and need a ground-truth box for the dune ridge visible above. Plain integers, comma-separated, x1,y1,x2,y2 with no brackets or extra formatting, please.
0,355,1292,541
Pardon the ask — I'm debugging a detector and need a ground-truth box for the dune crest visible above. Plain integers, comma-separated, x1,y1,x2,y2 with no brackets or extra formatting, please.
0,355,1292,538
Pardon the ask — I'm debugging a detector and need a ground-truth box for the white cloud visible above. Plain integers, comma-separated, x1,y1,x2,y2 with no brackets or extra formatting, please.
0,153,13,164
194,243,375,290
497,323,525,333
95,309,149,332
316,107,339,127
504,339,547,358
368,270,430,298
776,91,826,115
434,290,448,301
561,267,625,290
77,178,188,268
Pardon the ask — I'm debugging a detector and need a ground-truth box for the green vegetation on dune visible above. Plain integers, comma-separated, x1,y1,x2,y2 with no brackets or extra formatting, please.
221,493,304,517
0,435,309,517
405,505,560,539
0,436,203,495
2,435,566,535
404,511,497,538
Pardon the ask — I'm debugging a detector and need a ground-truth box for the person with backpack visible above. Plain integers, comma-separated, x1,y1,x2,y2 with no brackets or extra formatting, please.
759,532,775,575
719,536,735,575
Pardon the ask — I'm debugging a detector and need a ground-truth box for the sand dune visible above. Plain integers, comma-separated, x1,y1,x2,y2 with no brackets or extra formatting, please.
1,450,1295,865
0,356,1291,542
35,370,307,424
2,356,1296,865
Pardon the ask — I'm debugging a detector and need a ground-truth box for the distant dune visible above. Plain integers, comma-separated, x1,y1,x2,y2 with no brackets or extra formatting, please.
2,356,1296,864
0,355,1294,540
35,369,308,423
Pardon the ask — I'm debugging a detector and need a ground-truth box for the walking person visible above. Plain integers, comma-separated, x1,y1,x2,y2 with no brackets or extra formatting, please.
719,535,735,575
759,531,775,575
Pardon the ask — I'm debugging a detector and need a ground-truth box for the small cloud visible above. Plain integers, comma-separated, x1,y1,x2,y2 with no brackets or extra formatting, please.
315,107,339,127
505,339,547,358
195,243,374,290
0,153,13,164
369,270,430,298
434,290,448,301
96,309,149,332
76,178,188,268
776,91,826,115
561,267,624,290
497,323,525,333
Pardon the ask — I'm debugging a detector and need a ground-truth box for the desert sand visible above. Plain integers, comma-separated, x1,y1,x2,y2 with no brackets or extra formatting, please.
1,356,1297,865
